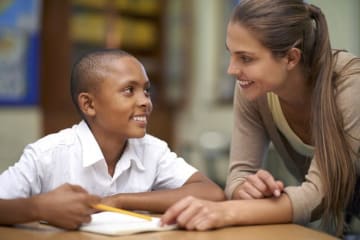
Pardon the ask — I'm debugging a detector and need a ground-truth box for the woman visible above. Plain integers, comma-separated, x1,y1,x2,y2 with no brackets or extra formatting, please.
161,0,360,236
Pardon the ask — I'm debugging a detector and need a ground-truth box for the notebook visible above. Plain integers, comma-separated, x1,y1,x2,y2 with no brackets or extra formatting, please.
80,211,177,236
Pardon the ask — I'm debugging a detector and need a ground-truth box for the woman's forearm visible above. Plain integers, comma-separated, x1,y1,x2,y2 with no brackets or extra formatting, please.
225,194,293,226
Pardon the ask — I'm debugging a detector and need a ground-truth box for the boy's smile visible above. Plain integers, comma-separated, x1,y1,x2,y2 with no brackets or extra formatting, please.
131,114,148,128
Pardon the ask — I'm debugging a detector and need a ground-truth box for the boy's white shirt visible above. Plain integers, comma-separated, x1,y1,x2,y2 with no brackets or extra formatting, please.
0,120,197,198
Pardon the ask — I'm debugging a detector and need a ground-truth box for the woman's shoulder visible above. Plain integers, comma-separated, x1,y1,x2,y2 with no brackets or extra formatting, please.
333,50,360,93
333,50,360,74
333,51,359,92
332,52,360,131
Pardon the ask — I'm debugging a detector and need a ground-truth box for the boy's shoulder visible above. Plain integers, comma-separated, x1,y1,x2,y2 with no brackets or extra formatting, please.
29,124,79,153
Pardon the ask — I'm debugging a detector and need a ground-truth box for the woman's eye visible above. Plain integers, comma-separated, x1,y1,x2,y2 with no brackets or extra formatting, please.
241,56,252,63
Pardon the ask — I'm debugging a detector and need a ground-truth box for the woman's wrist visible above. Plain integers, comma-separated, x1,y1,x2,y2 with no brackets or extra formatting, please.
220,200,245,226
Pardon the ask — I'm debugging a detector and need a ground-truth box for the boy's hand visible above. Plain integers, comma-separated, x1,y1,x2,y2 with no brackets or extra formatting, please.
99,195,120,209
33,183,100,229
232,169,284,200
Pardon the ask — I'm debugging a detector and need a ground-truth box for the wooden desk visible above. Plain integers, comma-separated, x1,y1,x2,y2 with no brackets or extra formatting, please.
0,222,338,240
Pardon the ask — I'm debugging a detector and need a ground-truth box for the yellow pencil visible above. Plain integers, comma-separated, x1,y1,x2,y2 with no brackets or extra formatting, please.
93,204,152,221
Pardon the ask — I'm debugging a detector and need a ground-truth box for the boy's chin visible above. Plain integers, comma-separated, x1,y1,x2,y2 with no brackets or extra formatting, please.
131,131,147,138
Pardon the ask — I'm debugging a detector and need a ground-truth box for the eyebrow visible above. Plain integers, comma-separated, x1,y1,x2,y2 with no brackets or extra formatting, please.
226,46,256,57
124,79,150,87
225,43,251,55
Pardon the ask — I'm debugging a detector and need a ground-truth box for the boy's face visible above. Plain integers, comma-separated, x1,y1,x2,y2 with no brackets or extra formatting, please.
91,56,153,140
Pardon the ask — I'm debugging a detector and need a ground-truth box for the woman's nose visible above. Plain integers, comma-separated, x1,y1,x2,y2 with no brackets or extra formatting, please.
227,59,239,75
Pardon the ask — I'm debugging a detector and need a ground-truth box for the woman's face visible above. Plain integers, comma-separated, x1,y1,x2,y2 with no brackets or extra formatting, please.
226,22,291,101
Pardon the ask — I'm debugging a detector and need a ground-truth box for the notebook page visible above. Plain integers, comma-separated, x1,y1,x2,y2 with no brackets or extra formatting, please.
80,211,177,236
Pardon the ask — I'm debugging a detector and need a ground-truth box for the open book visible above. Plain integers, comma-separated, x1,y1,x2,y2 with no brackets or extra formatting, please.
80,211,177,236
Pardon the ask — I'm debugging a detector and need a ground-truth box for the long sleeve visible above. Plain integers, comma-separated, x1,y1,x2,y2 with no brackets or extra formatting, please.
225,85,270,199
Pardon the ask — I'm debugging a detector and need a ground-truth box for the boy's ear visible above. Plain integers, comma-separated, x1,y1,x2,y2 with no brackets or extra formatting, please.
286,47,301,70
78,92,96,117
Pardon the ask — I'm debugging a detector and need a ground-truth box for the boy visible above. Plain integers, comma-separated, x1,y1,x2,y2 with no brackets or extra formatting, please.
0,50,225,230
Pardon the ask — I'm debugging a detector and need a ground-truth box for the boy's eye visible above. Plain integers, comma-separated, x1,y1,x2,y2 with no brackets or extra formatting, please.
123,86,134,94
144,87,151,97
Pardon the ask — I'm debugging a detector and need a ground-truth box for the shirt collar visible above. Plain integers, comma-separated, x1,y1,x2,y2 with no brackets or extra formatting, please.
76,120,146,171
120,139,146,171
76,121,105,167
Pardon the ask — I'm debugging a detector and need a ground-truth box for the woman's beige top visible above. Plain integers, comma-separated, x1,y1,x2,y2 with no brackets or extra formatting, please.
225,51,360,224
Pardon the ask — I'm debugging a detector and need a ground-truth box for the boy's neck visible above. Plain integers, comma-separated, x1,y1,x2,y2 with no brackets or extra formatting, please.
102,141,127,177
90,126,127,177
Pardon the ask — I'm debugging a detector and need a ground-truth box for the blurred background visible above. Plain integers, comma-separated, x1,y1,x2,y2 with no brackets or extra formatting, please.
0,0,359,191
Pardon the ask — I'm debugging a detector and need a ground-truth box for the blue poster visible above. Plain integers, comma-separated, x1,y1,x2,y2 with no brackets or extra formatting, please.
0,0,41,105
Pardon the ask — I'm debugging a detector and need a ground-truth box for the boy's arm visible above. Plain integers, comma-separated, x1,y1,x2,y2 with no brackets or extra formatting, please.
101,172,225,213
0,184,100,230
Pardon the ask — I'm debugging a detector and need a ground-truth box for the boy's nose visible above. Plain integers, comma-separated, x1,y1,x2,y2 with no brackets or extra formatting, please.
138,94,152,108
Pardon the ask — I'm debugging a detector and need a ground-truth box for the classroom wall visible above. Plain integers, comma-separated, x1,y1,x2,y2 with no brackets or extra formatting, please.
309,0,360,56
0,108,41,171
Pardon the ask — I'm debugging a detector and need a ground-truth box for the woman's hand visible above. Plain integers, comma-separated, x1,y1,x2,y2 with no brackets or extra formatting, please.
161,196,233,231
232,169,284,200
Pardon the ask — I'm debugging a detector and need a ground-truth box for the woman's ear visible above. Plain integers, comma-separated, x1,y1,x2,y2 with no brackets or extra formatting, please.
78,92,96,117
286,48,302,70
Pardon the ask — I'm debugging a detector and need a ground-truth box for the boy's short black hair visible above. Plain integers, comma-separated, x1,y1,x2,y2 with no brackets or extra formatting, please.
70,49,132,117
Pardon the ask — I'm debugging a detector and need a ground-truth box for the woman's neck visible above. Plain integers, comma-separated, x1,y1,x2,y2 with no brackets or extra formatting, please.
276,67,313,145
276,66,312,107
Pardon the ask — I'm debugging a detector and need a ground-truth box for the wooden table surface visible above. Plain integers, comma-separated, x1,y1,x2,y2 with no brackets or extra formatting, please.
0,222,339,240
